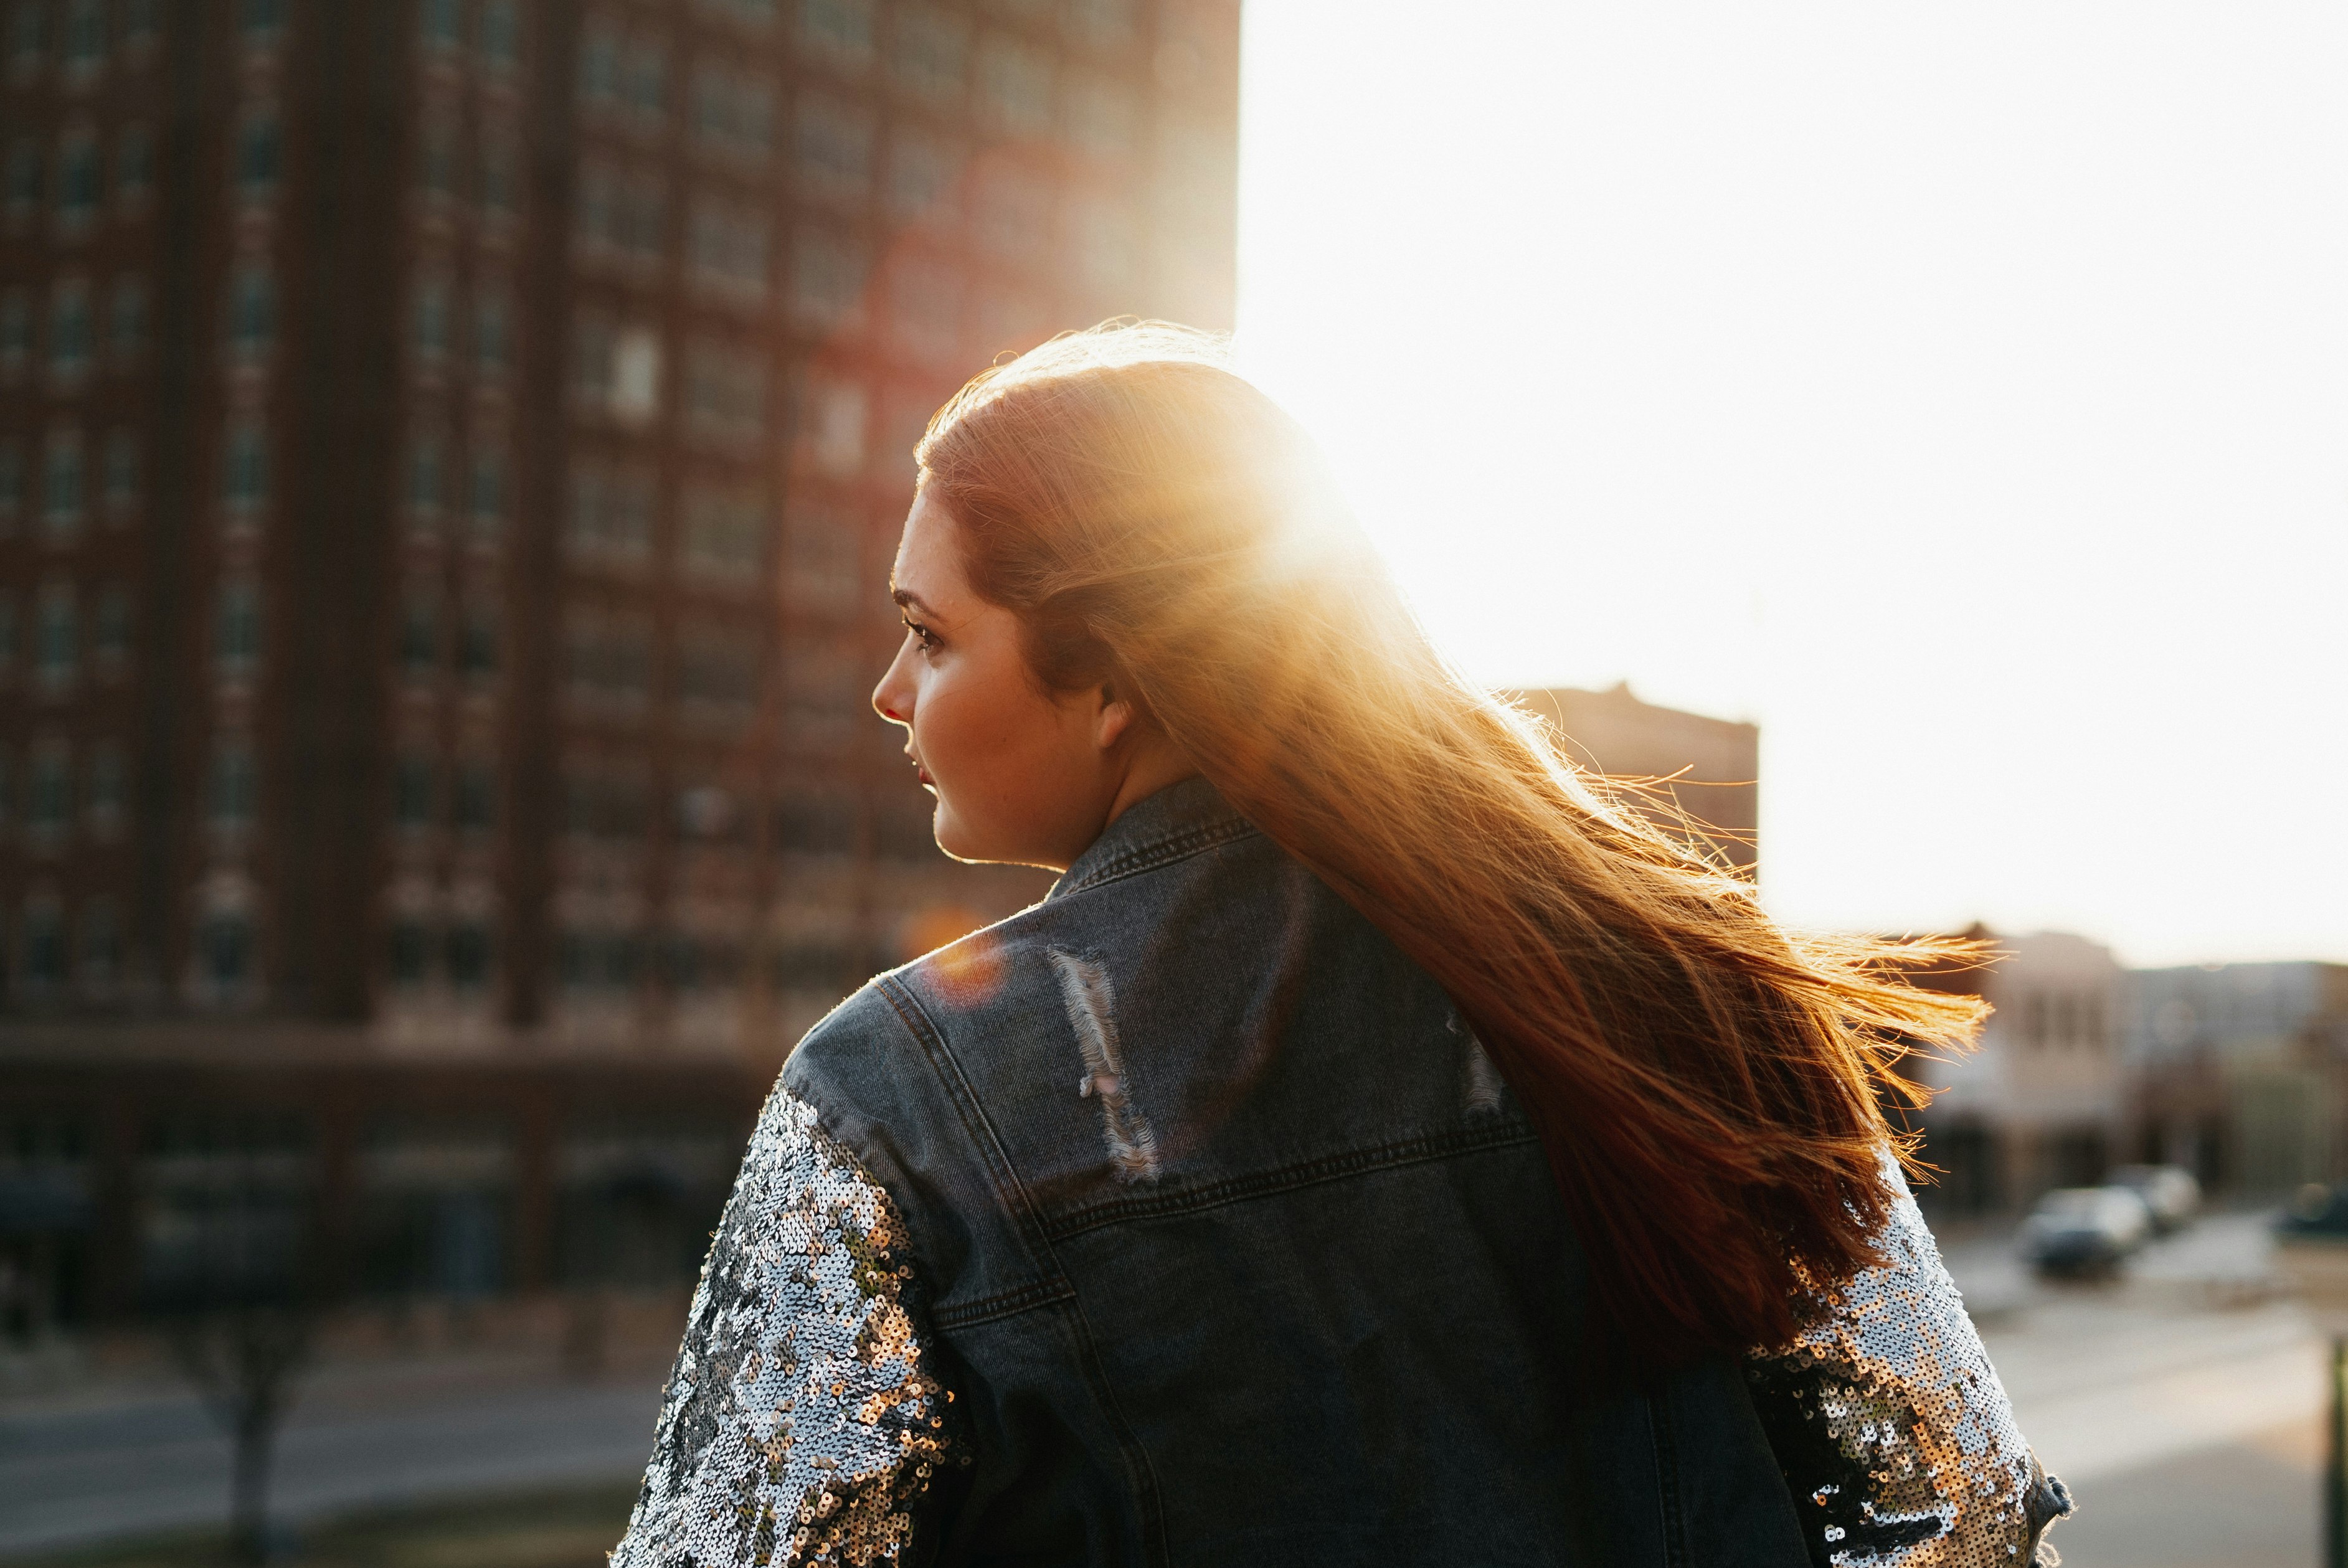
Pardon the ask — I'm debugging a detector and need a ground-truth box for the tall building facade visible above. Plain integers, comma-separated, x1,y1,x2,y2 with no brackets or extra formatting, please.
0,0,1238,1047
0,0,1238,1331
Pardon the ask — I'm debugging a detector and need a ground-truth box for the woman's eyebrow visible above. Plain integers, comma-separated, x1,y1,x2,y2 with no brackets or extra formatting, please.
891,586,936,615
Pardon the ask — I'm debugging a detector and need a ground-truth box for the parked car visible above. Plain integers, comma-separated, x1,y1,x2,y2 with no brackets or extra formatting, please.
2020,1186,2153,1277
2278,1182,2348,1238
2107,1163,2202,1234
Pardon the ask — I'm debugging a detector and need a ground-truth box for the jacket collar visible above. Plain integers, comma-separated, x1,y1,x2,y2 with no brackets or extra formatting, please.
1049,776,1258,900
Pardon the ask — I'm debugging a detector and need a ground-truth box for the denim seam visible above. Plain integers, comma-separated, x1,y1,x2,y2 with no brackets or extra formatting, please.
1650,1381,1689,1568
874,975,1069,1285
1052,818,1261,899
1041,1123,1541,1240
931,1277,1077,1331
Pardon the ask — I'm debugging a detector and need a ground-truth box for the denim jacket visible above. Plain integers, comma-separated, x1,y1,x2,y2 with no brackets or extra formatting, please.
613,779,2071,1567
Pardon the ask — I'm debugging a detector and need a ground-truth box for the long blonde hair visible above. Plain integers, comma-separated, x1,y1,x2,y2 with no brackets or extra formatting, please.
916,321,1982,1359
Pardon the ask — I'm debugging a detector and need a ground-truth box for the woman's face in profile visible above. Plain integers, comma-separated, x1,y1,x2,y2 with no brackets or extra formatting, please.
872,488,1132,872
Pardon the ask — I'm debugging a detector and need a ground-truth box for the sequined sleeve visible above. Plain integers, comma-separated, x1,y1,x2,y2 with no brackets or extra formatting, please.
612,1085,965,1568
1744,1159,2073,1567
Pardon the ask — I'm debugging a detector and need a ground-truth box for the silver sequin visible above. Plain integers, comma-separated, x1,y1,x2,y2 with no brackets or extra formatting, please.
612,1087,963,1568
1746,1159,2071,1566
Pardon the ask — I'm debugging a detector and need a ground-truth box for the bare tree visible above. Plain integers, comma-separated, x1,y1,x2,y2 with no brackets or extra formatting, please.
169,1301,314,1565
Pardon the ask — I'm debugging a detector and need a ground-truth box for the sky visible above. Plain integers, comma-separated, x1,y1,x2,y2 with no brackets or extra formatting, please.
1228,2,2348,968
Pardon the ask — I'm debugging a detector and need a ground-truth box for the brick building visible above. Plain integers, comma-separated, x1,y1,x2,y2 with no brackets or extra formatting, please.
0,0,1238,1334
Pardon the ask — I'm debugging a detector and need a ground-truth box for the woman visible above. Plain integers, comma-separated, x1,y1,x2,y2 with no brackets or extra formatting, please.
612,323,2071,1567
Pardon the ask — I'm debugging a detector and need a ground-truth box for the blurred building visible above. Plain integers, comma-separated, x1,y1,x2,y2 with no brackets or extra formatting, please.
0,0,1239,1336
1517,682,1759,876
2121,961,2348,1197
1903,930,2124,1217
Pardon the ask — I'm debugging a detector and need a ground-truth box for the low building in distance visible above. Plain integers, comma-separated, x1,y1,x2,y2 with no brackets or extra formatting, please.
1514,682,1759,877
2121,961,2348,1196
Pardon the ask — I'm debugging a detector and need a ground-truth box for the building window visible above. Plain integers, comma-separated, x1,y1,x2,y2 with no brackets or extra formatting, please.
892,7,966,103
404,432,443,518
976,35,1053,138
564,460,656,564
578,21,621,105
420,0,462,49
208,740,257,828
5,138,41,224
471,289,509,376
794,95,873,201
388,917,432,984
681,488,768,585
392,752,436,828
28,746,73,842
234,109,281,200
1,288,29,372
782,641,860,746
48,279,92,381
102,429,138,514
458,606,499,682
564,608,653,710
80,896,121,987
9,3,47,75
468,450,505,539
214,578,262,679
682,340,766,445
226,262,275,362
43,430,85,539
690,65,775,157
22,899,67,991
222,421,268,513
452,758,495,833
93,582,130,670
115,124,151,206
788,226,866,329
687,201,772,302
676,626,760,725
55,130,102,227
446,920,493,991
563,767,650,842
198,910,253,988
110,275,146,361
399,592,440,676
478,0,519,68
411,274,452,361
800,0,874,69
478,135,519,220
0,440,21,533
61,0,105,77
884,133,959,225
34,583,79,692
575,165,666,265
785,503,861,608
418,115,460,201
86,743,123,834
0,592,16,673
239,0,284,44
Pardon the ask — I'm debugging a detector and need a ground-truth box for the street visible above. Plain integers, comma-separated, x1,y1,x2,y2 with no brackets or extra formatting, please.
1948,1209,2321,1567
0,1209,2322,1562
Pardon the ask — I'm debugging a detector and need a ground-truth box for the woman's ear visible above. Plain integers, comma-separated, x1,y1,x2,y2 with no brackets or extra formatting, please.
1092,679,1137,752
